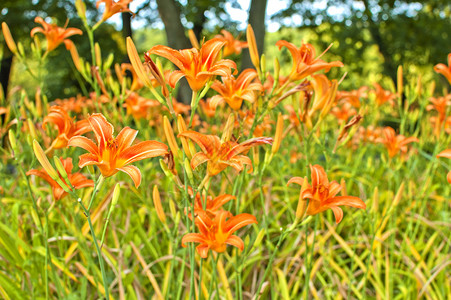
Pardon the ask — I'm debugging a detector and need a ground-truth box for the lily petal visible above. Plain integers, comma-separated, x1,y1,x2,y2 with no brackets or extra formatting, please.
117,165,142,188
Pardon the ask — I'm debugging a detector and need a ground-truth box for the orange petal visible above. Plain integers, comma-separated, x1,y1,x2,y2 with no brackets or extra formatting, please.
324,196,366,210
117,165,142,188
88,113,114,149
437,149,451,159
78,153,100,168
331,207,344,224
181,233,206,247
178,131,221,155
447,171,451,184
226,235,244,251
209,194,235,211
119,141,168,165
226,137,273,158
116,127,138,152
196,244,210,258
225,213,257,234
191,152,209,170
287,177,304,187
68,136,99,155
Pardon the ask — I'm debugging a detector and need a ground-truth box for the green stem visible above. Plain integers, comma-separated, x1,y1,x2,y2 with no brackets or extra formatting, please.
78,198,110,300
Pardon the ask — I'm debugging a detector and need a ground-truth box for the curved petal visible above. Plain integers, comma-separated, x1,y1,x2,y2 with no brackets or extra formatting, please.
437,149,451,159
147,45,187,70
210,194,235,211
74,119,92,136
331,206,344,224
117,165,142,187
447,171,451,184
68,136,99,155
116,127,138,152
178,131,221,155
225,213,257,234
191,152,209,170
167,70,186,89
209,95,224,108
287,177,304,187
70,174,94,189
78,153,100,168
225,235,244,251
119,140,168,165
181,233,206,247
226,137,273,158
328,181,342,198
196,244,210,258
88,113,114,149
324,196,366,210
227,155,253,173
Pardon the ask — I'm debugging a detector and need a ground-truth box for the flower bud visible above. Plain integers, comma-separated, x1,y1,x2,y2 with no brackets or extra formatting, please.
246,25,260,73
153,185,166,224
33,140,59,180
188,29,200,49
2,22,17,54
271,112,283,154
163,116,180,160
53,156,69,183
221,113,235,143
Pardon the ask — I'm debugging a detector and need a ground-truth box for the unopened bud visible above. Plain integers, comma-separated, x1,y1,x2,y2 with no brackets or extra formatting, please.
53,156,69,182
188,29,200,49
153,185,166,224
33,140,59,180
271,112,283,154
2,22,17,54
221,113,235,143
246,25,260,73
163,116,180,160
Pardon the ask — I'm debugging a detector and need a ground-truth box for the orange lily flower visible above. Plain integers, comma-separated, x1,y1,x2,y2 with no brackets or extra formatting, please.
31,17,82,52
372,83,397,106
68,113,168,187
178,130,272,176
434,53,451,84
331,102,357,123
43,106,91,149
124,92,159,120
147,38,237,91
27,157,93,201
379,127,418,158
215,29,248,57
437,149,451,184
288,164,366,223
182,210,257,258
276,40,343,82
210,69,262,110
54,95,93,114
427,95,451,121
336,86,368,108
309,74,337,115
199,98,218,118
96,0,134,22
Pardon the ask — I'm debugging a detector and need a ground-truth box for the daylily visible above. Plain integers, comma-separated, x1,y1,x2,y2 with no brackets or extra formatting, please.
54,95,93,114
336,86,368,108
96,0,134,23
437,149,451,184
210,69,262,110
31,17,82,52
178,130,272,176
287,164,366,223
372,83,397,106
68,113,168,187
215,29,248,57
276,40,343,82
309,74,337,115
147,38,237,91
182,210,257,258
43,106,91,149
124,92,159,120
331,102,357,123
434,53,451,84
379,127,418,158
27,157,93,201
427,95,451,122
199,98,218,118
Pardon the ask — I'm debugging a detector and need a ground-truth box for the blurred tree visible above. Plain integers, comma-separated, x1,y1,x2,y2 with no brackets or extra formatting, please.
273,0,451,86
1,0,125,99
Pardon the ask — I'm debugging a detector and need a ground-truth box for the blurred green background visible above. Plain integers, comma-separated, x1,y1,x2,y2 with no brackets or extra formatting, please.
1,0,450,100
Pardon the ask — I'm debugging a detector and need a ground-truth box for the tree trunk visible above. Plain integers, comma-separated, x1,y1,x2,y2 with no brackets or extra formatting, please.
0,56,13,97
241,0,268,71
362,0,396,83
156,0,192,104
122,12,133,63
